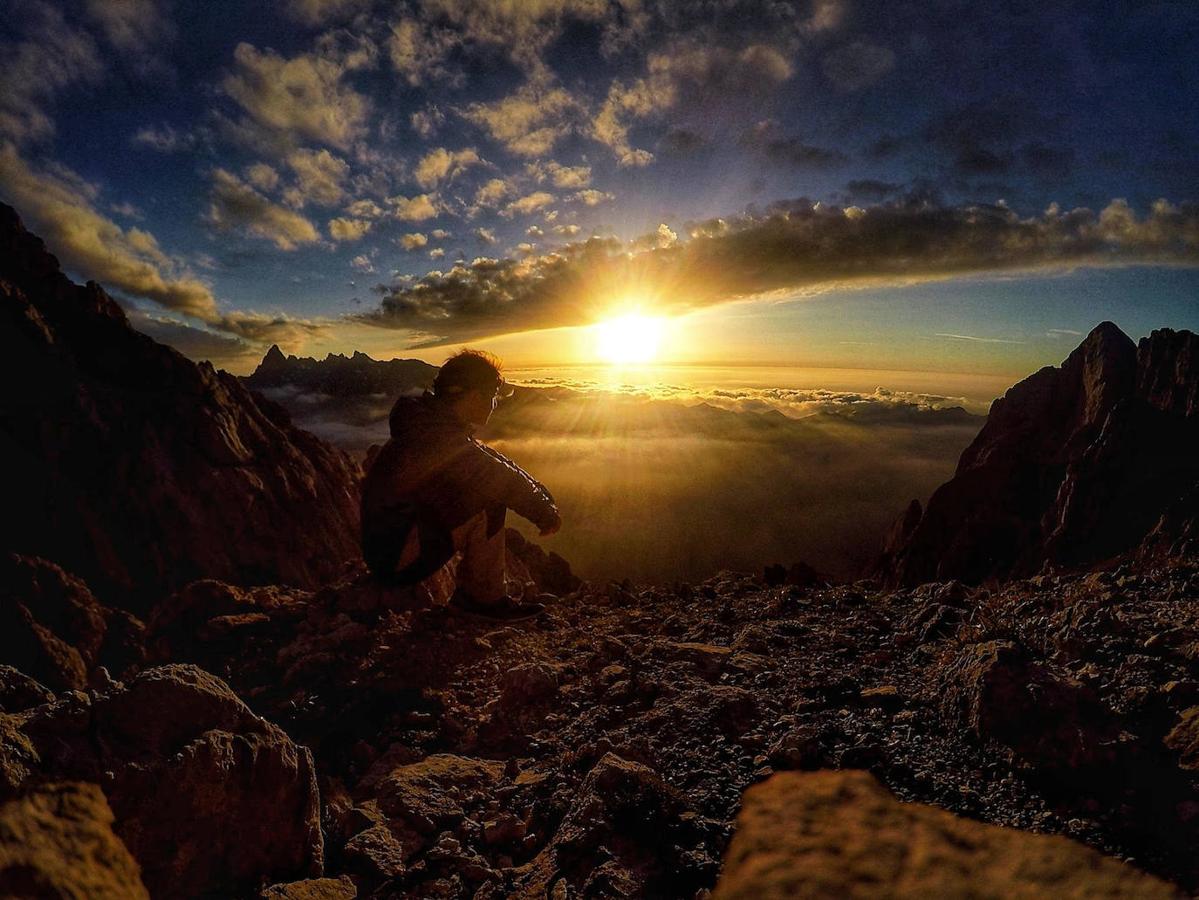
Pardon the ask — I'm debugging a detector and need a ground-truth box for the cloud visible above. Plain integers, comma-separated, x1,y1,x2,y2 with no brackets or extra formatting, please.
284,0,369,26
205,168,320,250
429,247,446,259
245,162,280,192
527,225,544,237
590,42,795,166
351,254,374,273
935,333,1025,344
553,223,581,236
475,227,497,244
284,148,349,207
529,161,591,188
0,2,103,143
821,40,895,91
220,42,370,152
474,178,513,208
0,141,218,320
741,120,847,169
345,198,384,218
387,16,461,86
845,179,900,201
361,196,1199,344
213,310,331,348
399,232,428,250
431,228,451,240
572,189,614,206
388,193,440,221
410,104,445,139
503,191,555,217
131,123,195,153
84,0,174,75
462,82,578,157
414,146,482,189
328,216,372,241
127,310,260,369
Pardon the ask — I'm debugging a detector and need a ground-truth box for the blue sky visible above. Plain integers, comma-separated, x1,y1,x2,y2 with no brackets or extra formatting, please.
1,0,1196,374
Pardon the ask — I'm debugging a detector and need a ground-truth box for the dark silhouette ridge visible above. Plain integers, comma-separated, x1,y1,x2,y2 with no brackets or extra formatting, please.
0,202,361,614
245,343,437,398
880,321,1199,586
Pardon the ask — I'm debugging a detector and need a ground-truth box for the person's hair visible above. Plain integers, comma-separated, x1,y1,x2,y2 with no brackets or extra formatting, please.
433,349,503,398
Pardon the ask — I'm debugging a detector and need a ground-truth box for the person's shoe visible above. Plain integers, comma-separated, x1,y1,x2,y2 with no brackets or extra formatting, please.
448,591,545,621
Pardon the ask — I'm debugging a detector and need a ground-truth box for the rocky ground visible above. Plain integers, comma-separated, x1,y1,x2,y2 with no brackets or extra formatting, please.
10,543,1199,897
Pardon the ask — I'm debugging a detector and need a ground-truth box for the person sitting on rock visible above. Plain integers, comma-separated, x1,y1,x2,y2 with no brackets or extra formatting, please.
361,349,561,620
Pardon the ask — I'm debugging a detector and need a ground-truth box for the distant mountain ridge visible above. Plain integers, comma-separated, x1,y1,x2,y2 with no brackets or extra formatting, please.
881,321,1199,585
245,344,436,397
0,202,361,613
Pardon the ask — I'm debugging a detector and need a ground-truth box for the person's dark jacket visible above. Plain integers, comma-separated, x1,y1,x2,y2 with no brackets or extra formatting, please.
361,393,557,582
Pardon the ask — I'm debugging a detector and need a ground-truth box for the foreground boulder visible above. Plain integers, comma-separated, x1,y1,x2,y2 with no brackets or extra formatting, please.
0,781,149,899
18,664,322,898
714,770,1179,898
0,203,361,615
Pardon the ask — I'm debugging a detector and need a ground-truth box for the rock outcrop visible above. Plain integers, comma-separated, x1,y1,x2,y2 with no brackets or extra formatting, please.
882,322,1199,585
15,664,323,898
713,770,1178,898
1,554,144,691
0,203,361,614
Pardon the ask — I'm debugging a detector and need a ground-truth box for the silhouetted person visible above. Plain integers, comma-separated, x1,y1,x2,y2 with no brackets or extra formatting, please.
361,350,561,620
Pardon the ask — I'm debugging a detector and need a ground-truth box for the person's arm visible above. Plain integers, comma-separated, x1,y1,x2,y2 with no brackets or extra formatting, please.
443,438,559,531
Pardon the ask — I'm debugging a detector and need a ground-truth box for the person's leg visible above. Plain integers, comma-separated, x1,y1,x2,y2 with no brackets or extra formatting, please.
450,509,507,605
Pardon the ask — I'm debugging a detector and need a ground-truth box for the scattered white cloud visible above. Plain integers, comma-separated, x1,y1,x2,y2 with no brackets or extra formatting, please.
284,147,349,206
400,232,429,250
414,146,482,189
205,167,320,250
387,193,440,221
572,188,614,206
328,216,372,241
503,191,555,217
221,42,370,151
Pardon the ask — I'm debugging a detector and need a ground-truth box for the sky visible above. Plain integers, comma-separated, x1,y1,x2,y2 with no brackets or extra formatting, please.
2,0,1197,378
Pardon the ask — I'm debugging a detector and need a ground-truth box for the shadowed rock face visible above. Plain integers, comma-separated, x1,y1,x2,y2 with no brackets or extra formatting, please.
0,203,361,614
882,322,1199,586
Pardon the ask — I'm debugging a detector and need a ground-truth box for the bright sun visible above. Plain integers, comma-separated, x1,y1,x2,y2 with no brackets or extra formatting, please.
594,314,665,364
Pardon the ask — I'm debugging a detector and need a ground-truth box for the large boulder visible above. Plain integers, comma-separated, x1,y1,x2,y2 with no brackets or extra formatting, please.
0,203,361,615
714,770,1179,898
937,640,1121,775
20,664,322,898
0,781,149,899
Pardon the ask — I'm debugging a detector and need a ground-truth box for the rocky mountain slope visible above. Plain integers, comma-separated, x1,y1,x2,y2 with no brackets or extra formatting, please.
881,321,1199,586
0,203,361,614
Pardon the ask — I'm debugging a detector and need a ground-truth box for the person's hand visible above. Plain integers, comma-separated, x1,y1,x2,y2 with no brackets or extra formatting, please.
539,510,562,537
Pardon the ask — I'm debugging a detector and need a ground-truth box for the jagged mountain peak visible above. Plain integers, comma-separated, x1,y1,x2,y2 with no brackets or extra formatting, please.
881,322,1199,586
